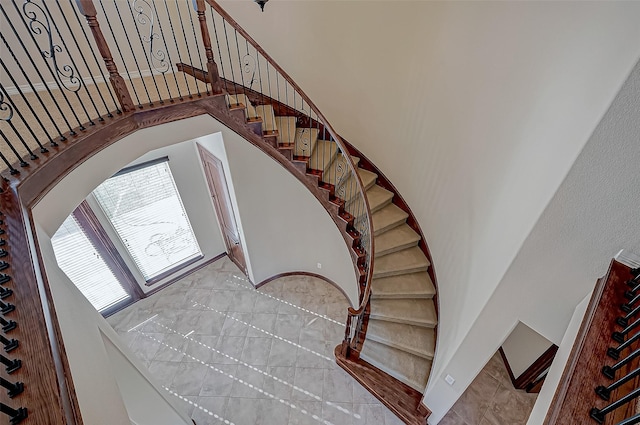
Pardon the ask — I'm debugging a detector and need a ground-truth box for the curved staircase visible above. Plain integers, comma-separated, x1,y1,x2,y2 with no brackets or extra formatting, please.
220,91,437,421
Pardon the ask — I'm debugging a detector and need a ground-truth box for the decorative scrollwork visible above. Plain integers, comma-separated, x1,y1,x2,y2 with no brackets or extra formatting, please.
0,91,13,122
22,0,81,93
241,54,257,89
297,128,311,156
131,0,169,74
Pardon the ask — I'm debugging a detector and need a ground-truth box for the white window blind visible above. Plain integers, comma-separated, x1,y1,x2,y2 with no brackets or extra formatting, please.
92,159,202,281
51,215,130,313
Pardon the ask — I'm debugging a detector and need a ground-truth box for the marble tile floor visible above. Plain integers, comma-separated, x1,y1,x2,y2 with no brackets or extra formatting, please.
439,353,538,425
107,256,406,425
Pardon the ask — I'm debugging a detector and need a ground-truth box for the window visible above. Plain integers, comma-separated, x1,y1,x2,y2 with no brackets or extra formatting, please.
51,215,131,313
92,158,202,282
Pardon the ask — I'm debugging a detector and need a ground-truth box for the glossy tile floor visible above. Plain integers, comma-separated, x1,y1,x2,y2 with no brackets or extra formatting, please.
440,353,538,425
107,256,405,425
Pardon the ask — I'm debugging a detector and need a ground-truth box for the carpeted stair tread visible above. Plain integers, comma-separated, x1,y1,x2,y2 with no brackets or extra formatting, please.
345,183,393,218
373,204,409,236
373,246,430,278
372,272,435,299
375,224,421,258
226,94,258,119
366,320,435,360
276,116,297,145
322,154,353,186
255,104,277,132
293,127,319,157
336,168,378,203
307,140,338,172
360,339,431,392
369,299,437,328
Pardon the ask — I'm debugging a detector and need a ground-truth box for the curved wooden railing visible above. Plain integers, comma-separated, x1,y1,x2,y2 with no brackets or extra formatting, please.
201,0,374,356
0,2,376,420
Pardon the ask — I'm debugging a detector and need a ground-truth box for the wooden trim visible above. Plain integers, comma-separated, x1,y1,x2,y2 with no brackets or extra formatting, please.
513,344,558,390
73,201,143,299
144,252,227,297
543,260,628,425
498,347,518,385
255,271,354,308
335,345,430,425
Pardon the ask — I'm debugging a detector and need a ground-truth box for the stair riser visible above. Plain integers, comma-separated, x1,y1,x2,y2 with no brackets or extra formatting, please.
368,315,436,329
373,265,429,279
374,219,406,237
371,293,434,300
365,335,434,361
359,353,426,393
375,240,420,258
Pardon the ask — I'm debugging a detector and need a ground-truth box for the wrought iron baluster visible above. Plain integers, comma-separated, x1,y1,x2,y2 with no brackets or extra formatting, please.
187,0,208,95
0,403,27,424
0,87,42,158
591,386,640,424
150,0,176,101
162,0,188,100
0,131,28,170
0,84,51,151
209,7,228,92
16,0,86,130
603,347,640,379
596,364,640,400
128,0,164,103
175,0,200,97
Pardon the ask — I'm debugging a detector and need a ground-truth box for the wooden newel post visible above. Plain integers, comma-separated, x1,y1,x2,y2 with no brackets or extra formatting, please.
75,0,135,112
194,0,223,94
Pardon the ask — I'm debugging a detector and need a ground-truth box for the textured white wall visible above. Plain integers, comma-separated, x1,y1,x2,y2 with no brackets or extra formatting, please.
214,1,640,417
425,59,640,423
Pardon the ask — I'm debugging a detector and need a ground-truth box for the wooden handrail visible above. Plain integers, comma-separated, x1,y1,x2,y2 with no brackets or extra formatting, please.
204,0,375,314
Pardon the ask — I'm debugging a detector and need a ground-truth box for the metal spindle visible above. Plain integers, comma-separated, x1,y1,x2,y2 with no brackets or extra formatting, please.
127,0,163,104
608,329,640,360
591,386,640,423
13,0,86,131
0,354,21,374
0,152,18,176
0,274,10,285
56,1,108,120
221,19,238,103
150,0,176,101
0,377,23,399
613,316,640,343
617,303,640,328
0,403,27,424
97,0,142,108
163,0,189,100
0,317,16,333
0,95,39,160
69,0,119,116
0,261,8,272
40,0,98,124
209,7,228,92
617,412,640,425
0,131,28,169
596,364,640,400
233,29,247,102
0,29,68,140
0,301,14,315
0,334,18,352
111,0,153,106
0,288,12,301
621,294,640,313
0,84,51,151
175,0,200,97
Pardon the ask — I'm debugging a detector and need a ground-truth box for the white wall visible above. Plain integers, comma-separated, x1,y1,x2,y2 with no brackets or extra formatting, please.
35,225,192,425
212,0,640,416
196,128,359,304
424,58,640,423
501,322,553,379
527,294,590,425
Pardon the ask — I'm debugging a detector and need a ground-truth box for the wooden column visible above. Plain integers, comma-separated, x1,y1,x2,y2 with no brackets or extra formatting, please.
75,0,135,112
195,0,223,94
